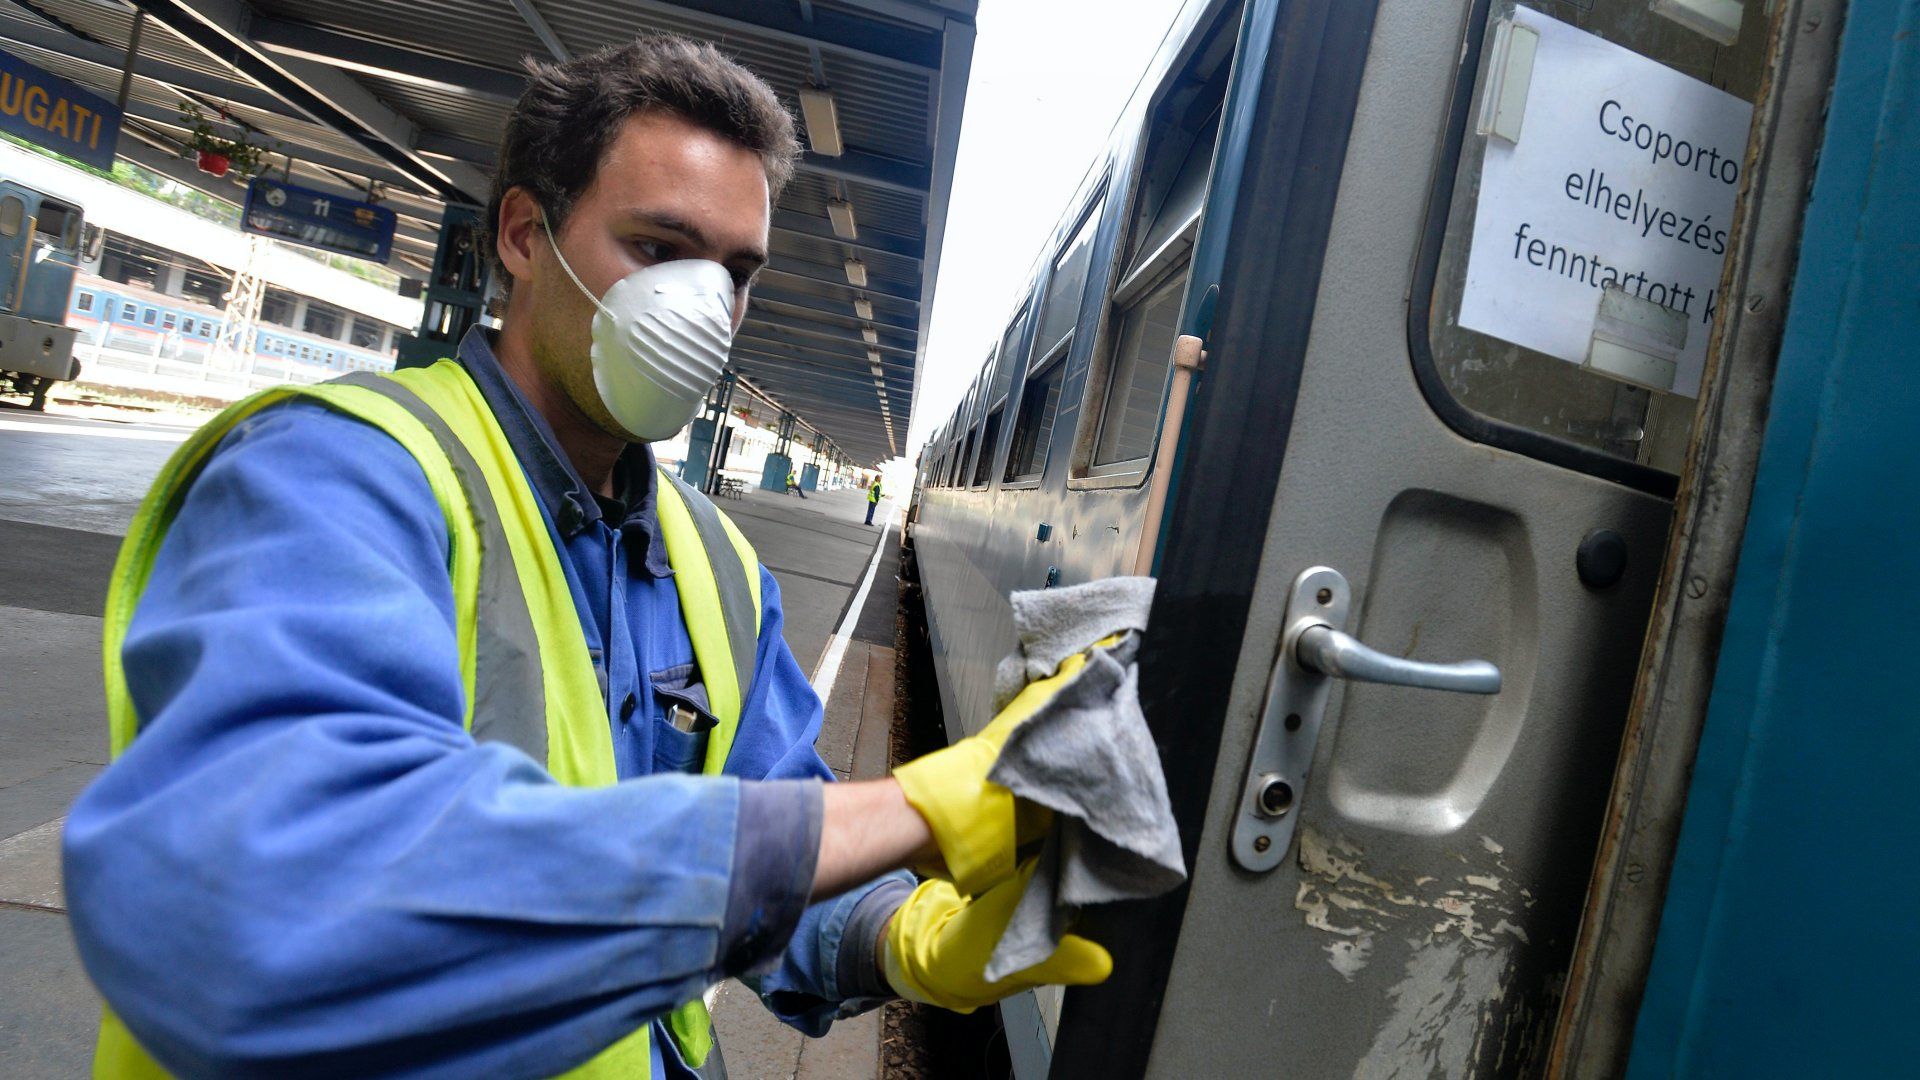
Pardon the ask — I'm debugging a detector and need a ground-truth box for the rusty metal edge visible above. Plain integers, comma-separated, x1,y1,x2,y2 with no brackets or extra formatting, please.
1545,2,1851,1075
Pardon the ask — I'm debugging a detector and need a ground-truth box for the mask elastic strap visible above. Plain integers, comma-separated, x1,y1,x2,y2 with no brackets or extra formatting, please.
539,214,612,317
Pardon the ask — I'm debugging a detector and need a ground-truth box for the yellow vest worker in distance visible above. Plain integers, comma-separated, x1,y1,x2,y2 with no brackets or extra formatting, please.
865,476,883,525
63,36,1107,1078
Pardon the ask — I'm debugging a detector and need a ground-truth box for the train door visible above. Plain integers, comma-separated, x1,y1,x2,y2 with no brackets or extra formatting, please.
23,195,84,319
1054,0,1791,1075
0,181,37,312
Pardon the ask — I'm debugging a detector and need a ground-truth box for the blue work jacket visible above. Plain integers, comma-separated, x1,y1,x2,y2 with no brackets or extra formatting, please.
63,328,909,1078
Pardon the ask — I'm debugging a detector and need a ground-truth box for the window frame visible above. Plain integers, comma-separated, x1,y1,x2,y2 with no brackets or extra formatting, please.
1405,0,1682,499
966,349,999,491
1071,72,1227,490
1027,194,1107,373
1003,192,1108,488
967,305,1031,492
1082,226,1198,474
1004,336,1072,486
970,405,1005,490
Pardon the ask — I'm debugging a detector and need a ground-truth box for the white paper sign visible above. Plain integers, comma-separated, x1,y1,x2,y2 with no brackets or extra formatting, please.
1456,7,1753,398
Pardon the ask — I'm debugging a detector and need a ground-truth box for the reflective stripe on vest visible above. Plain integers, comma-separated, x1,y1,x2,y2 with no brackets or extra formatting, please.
95,360,761,1078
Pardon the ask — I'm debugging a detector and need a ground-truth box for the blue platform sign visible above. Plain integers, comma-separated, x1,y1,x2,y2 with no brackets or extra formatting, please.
0,49,123,172
243,177,397,263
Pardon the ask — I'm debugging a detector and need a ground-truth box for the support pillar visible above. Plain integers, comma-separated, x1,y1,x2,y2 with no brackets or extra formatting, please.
397,205,491,368
701,370,737,495
800,432,823,491
760,411,797,492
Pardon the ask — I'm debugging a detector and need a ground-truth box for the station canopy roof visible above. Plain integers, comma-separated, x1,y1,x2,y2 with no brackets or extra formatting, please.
0,0,975,464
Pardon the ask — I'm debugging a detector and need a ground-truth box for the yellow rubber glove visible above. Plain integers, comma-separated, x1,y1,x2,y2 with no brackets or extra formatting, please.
892,646,1105,896
883,857,1113,1014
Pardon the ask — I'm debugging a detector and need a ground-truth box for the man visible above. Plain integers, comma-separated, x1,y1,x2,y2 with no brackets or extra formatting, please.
785,467,805,498
865,474,883,525
65,37,1105,1077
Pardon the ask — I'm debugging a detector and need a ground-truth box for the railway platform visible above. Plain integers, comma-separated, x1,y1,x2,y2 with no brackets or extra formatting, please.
0,407,903,1077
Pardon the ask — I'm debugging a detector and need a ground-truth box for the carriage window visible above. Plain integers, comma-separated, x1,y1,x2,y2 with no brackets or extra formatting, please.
1094,270,1186,466
1032,202,1102,362
0,196,22,237
121,302,136,320
1006,204,1102,485
1085,90,1221,475
34,201,76,249
1128,107,1218,282
1005,357,1066,483
996,307,1030,395
162,312,178,330
958,428,977,488
972,408,1003,488
76,291,94,312
1421,1,1769,482
141,308,156,326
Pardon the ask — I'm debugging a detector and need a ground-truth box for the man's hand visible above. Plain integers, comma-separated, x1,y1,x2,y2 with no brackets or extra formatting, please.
881,857,1111,1013
891,648,1104,896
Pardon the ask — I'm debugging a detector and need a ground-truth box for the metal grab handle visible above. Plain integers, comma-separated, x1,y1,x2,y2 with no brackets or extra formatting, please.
1295,625,1502,694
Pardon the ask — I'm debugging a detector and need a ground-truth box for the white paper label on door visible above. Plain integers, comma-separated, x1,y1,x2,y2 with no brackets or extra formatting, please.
1456,6,1753,399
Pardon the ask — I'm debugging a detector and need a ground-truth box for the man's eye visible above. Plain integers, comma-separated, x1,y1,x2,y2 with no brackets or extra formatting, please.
636,240,673,262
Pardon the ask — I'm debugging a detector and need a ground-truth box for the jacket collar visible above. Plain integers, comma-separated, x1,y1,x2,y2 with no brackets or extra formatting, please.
453,327,672,578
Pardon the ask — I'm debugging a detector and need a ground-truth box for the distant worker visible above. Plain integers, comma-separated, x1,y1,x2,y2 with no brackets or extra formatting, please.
865,474,883,525
786,466,806,498
64,36,1106,1078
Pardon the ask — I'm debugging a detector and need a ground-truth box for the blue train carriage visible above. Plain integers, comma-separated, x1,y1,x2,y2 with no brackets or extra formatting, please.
0,178,91,408
67,276,395,375
907,0,1915,1076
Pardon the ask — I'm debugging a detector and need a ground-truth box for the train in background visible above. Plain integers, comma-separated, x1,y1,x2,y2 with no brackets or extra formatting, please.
908,0,1916,1076
66,273,397,376
0,178,89,408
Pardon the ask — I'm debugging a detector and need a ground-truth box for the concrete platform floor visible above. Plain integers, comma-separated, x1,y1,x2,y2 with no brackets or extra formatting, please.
0,407,901,1077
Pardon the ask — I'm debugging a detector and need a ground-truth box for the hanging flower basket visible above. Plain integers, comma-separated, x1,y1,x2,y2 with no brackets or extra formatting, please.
178,100,269,180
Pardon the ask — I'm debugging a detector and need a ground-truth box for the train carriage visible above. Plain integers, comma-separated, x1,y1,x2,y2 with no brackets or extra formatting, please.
907,0,1915,1075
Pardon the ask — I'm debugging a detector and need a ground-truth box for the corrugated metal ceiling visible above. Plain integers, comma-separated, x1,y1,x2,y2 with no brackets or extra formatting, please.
0,0,975,463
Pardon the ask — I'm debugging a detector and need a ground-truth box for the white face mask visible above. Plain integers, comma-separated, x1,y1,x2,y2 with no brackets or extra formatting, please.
541,215,736,442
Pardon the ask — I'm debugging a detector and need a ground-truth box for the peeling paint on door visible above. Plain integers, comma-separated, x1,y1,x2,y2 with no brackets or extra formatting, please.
1291,826,1544,1076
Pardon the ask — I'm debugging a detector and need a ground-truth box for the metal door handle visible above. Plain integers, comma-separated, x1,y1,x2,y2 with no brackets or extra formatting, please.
1233,567,1504,872
1295,625,1501,694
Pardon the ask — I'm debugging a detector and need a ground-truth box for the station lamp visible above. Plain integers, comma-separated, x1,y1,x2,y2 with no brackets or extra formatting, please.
861,326,879,345
867,348,883,367
798,87,843,156
844,258,868,287
827,198,858,240
853,298,874,321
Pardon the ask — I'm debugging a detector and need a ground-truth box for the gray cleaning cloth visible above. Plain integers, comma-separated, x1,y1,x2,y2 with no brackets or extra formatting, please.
982,577,1186,981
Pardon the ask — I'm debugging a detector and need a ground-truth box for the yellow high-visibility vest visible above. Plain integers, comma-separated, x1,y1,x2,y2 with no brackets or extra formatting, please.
94,359,762,1079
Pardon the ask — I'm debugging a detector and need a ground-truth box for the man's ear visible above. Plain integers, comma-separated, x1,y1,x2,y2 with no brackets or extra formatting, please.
496,187,542,283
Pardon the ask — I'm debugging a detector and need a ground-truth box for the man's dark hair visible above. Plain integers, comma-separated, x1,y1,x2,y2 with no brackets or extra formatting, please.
484,35,801,283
